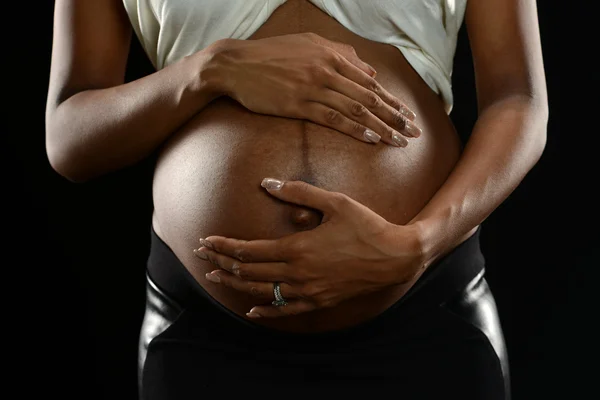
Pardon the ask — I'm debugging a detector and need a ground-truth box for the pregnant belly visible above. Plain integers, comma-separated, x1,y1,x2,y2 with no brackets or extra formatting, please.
151,2,464,332
151,96,462,331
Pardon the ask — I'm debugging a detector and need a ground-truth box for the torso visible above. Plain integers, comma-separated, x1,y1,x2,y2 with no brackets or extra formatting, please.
151,0,474,332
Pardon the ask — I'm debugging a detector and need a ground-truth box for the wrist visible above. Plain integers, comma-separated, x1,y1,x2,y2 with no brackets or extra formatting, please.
407,218,446,269
197,38,242,99
380,221,430,284
183,39,237,101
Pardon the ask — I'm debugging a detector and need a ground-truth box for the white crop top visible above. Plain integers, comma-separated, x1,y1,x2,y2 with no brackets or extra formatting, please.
122,0,467,113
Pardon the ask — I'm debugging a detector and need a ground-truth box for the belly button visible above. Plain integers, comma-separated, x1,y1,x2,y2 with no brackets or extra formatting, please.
289,207,323,230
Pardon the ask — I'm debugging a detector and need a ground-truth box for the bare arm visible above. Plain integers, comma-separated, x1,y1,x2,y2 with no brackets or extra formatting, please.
45,0,222,182
405,0,549,265
46,1,418,183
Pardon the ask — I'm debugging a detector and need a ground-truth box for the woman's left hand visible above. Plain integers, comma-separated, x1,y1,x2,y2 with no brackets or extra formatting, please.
193,178,427,318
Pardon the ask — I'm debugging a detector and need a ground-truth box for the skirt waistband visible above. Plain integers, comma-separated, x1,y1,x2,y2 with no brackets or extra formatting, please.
146,225,486,341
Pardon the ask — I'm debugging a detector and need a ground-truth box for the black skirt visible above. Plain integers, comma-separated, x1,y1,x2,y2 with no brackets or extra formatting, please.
139,225,510,399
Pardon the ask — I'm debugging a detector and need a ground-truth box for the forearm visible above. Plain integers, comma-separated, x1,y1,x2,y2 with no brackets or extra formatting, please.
408,95,548,267
46,45,223,183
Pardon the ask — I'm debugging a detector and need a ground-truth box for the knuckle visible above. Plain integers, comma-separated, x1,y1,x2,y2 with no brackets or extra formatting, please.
350,101,366,117
206,253,219,267
325,108,342,124
286,265,305,284
296,180,311,194
288,100,310,119
342,43,357,54
389,98,402,110
329,192,350,208
249,286,263,298
272,240,287,260
367,78,380,93
302,284,321,298
307,64,330,80
350,121,365,135
366,92,382,108
280,100,298,117
394,113,407,129
234,248,251,263
298,264,318,281
325,48,343,65
219,276,231,287
287,239,308,259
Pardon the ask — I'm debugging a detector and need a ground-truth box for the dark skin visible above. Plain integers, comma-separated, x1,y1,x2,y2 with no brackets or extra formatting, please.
193,0,549,318
47,0,449,333
46,0,547,329
46,0,419,182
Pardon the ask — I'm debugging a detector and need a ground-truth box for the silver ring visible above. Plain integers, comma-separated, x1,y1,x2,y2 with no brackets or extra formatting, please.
272,282,288,307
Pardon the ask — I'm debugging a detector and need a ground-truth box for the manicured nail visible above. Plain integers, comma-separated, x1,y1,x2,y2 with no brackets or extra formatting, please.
363,129,381,143
399,105,417,120
261,178,284,190
231,263,240,276
198,238,213,249
365,63,377,77
246,311,262,318
193,249,208,260
205,273,220,283
404,120,422,138
392,132,408,147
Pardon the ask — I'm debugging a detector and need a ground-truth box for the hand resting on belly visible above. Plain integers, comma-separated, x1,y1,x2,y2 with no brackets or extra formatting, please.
152,30,461,331
193,178,428,320
206,33,422,147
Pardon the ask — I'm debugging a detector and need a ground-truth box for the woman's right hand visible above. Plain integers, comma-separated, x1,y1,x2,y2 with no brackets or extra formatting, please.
206,33,421,147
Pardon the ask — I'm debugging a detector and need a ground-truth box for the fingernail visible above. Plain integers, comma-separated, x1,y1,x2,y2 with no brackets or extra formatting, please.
205,273,220,283
392,132,408,147
261,178,284,190
363,129,381,143
193,249,208,260
399,105,416,120
231,262,240,276
246,311,262,319
198,238,213,249
404,120,422,138
365,63,377,77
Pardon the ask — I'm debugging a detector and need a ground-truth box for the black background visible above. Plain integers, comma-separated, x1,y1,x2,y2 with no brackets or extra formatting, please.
5,1,597,399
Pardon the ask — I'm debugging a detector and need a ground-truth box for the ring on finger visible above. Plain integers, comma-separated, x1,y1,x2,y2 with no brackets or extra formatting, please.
272,282,288,307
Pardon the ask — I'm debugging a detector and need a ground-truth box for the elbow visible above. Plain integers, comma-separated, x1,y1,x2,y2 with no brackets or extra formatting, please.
45,107,87,183
530,101,549,166
46,143,90,184
535,96,549,149
45,128,93,184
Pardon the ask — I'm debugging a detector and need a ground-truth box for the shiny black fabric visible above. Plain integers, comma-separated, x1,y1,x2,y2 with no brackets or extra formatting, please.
139,226,510,399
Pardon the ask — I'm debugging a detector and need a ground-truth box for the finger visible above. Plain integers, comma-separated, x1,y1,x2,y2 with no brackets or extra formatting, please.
206,270,297,300
332,49,377,78
316,89,409,147
327,76,422,139
260,178,341,215
195,237,290,264
247,300,318,319
301,101,386,145
302,33,377,77
194,246,291,281
334,57,419,124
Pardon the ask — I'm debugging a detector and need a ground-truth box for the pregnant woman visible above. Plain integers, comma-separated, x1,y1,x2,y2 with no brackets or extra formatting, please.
45,0,548,399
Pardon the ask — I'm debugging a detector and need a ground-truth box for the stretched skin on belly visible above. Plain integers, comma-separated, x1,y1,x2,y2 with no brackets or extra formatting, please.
150,1,463,332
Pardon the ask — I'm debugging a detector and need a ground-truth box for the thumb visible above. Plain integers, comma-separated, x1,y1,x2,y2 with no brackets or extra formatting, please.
260,178,336,213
